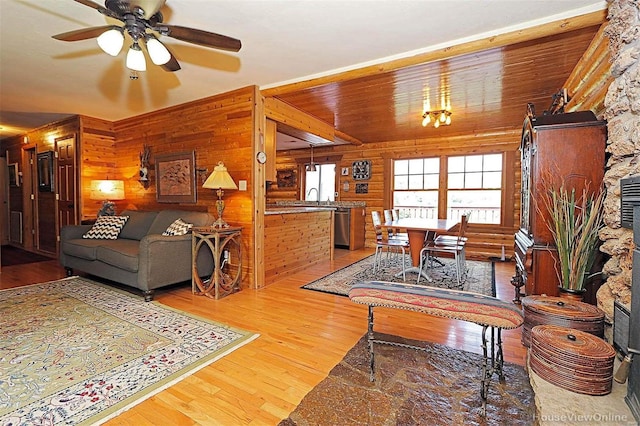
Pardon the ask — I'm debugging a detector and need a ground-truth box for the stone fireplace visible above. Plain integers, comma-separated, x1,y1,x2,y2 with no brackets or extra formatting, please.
599,0,639,422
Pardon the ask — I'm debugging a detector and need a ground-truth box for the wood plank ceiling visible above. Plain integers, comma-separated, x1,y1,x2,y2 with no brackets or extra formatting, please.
271,25,601,145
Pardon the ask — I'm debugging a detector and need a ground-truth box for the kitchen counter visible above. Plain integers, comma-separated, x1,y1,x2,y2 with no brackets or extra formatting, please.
265,206,336,215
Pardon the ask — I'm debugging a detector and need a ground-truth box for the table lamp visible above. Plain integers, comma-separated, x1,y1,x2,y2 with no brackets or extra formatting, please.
202,161,237,228
90,179,125,216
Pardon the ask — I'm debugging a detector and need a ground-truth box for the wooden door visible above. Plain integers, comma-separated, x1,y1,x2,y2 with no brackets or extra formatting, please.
56,136,78,249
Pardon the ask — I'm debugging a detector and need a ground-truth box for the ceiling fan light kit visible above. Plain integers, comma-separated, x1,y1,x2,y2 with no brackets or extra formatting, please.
145,35,171,65
53,0,242,74
97,26,124,56
126,42,146,71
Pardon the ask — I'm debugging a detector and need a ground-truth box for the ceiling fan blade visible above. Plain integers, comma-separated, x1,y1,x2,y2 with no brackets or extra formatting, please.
73,0,121,20
52,25,116,41
158,25,241,52
161,45,181,72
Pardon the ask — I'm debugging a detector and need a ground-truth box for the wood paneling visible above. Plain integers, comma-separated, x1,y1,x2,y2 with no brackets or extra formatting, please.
113,86,257,290
267,24,602,145
264,210,333,282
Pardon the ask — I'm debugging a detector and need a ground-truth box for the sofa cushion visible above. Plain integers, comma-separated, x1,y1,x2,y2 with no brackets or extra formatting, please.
162,218,193,236
62,239,105,260
96,240,140,272
148,210,213,235
119,210,158,240
83,215,129,240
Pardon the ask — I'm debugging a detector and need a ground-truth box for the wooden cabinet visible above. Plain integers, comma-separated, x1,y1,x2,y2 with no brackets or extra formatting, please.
514,110,606,297
349,207,366,250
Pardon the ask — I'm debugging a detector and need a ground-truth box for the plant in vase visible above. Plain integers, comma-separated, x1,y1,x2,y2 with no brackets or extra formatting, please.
541,180,605,299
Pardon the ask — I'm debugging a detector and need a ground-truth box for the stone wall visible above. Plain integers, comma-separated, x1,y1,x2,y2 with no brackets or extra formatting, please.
598,0,639,322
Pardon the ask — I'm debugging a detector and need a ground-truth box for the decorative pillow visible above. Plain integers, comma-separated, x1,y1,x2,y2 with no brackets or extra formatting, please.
82,215,129,240
162,218,193,236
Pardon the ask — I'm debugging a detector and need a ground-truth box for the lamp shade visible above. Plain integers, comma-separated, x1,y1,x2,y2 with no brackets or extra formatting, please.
203,162,237,190
146,36,171,65
90,180,125,200
97,27,124,56
126,43,146,71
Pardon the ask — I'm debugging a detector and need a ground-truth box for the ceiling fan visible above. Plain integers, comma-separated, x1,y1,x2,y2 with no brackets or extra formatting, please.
52,0,242,74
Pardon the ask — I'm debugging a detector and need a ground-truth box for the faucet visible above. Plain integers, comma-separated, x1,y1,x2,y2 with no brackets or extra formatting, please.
306,187,319,205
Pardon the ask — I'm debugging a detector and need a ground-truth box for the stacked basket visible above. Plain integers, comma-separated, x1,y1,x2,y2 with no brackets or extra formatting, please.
529,325,615,395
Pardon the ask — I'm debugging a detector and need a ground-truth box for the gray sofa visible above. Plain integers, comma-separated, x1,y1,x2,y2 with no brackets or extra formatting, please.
60,209,215,301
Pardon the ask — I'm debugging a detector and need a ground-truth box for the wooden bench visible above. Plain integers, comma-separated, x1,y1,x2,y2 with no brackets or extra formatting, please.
348,280,524,414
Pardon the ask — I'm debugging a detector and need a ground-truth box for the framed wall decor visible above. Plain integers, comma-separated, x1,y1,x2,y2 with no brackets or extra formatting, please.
37,151,54,192
155,151,197,203
341,167,349,176
276,168,297,188
8,163,19,187
352,160,371,180
355,183,369,194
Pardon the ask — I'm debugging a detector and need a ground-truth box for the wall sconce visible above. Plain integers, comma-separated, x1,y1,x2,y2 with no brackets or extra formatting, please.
90,179,125,216
202,162,237,228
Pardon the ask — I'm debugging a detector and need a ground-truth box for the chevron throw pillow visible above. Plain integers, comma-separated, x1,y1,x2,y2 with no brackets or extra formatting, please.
82,215,129,240
162,218,193,236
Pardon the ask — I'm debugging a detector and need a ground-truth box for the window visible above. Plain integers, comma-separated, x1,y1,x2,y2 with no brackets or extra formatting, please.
305,163,336,202
392,158,439,219
447,154,502,224
392,153,504,224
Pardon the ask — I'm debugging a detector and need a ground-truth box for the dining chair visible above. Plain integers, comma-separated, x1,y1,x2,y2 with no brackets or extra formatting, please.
383,209,408,241
371,211,409,280
417,215,468,285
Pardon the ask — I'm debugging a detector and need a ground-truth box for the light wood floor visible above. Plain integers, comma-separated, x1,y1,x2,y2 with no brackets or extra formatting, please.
0,248,528,425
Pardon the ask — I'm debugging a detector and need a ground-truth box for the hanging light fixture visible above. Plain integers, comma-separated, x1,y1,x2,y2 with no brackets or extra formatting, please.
422,109,452,128
306,144,317,172
126,42,146,71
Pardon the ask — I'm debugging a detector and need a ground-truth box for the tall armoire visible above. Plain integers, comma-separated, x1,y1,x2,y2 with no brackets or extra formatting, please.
514,109,606,298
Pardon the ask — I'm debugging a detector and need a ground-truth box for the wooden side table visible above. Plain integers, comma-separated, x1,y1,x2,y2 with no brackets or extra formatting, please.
192,226,242,299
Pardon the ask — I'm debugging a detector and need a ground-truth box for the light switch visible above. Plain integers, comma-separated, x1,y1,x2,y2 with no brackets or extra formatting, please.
238,180,247,191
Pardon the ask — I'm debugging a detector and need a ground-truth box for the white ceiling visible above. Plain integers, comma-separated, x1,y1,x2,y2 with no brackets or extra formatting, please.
0,0,606,141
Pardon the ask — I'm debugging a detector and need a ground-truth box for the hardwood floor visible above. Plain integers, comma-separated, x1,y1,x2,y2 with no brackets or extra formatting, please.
0,248,528,425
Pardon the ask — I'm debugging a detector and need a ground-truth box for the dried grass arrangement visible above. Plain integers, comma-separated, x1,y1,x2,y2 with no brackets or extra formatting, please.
541,182,605,292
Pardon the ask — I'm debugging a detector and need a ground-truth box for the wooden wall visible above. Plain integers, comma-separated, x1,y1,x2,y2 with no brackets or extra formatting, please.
112,86,257,290
269,129,522,260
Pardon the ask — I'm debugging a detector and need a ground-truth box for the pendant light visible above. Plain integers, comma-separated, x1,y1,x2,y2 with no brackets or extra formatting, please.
306,144,317,172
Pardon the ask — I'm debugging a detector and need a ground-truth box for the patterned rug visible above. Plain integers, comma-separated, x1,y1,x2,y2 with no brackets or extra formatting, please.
0,277,258,426
302,255,495,297
279,333,535,425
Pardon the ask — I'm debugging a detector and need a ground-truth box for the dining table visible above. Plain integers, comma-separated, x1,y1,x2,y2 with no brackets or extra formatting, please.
382,218,459,281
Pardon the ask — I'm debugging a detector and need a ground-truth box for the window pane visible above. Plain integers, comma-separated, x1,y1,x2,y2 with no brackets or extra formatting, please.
394,190,438,219
484,154,502,171
305,170,319,201
448,156,464,172
408,175,423,190
395,159,409,175
395,175,408,190
466,155,483,172
465,172,483,188
483,171,502,188
447,189,501,224
424,174,439,189
408,158,424,174
424,157,440,173
319,164,335,201
448,173,464,189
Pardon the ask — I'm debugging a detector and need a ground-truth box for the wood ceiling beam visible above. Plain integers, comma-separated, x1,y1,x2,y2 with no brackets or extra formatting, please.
262,10,606,97
264,97,335,143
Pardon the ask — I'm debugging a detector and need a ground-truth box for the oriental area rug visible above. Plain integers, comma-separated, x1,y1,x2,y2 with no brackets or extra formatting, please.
0,277,258,426
302,255,495,297
279,333,535,426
